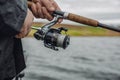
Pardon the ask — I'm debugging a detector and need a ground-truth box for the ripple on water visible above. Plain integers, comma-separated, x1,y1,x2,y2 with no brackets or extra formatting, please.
22,37,120,80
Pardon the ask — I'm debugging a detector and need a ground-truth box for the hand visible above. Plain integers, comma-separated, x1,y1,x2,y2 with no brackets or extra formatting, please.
30,0,61,21
15,9,34,38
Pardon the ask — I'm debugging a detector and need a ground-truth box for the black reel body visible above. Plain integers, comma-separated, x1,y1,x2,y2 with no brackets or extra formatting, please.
44,28,70,50
33,16,70,51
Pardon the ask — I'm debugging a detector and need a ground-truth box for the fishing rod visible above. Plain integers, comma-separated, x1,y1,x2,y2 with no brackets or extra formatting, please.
27,1,120,51
28,1,120,32
53,10,120,32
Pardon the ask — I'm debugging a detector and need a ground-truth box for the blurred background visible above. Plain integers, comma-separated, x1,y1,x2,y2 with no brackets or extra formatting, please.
22,0,120,80
56,0,120,25
34,0,120,25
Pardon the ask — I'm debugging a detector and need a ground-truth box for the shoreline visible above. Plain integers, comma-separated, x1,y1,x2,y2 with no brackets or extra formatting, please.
28,22,120,37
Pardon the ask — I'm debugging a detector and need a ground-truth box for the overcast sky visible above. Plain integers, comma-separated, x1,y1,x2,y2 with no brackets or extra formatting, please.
35,0,120,25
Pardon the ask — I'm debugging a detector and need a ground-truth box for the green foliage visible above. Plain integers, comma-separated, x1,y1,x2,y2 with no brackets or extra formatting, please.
27,23,120,37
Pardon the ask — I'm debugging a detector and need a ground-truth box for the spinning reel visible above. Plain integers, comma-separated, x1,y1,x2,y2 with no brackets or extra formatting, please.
32,15,70,51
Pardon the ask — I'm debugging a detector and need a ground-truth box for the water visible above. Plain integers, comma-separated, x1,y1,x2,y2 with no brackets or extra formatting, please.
22,37,120,80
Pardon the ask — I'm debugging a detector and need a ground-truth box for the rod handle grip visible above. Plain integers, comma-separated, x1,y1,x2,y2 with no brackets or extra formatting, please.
67,13,98,27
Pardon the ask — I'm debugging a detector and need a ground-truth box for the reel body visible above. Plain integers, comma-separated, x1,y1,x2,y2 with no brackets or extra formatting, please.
33,16,70,51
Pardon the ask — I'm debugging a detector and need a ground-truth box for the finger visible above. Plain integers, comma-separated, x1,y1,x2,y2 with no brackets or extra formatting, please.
32,0,40,3
18,25,28,38
53,3,63,23
42,7,53,21
16,31,26,38
49,0,63,23
31,2,39,18
15,33,23,38
16,28,25,38
52,1,61,11
15,24,32,38
36,2,42,18
36,2,44,18
16,26,31,38
41,0,55,11
15,34,20,38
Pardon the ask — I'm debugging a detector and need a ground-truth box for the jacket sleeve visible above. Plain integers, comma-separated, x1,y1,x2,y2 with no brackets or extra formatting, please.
0,0,27,37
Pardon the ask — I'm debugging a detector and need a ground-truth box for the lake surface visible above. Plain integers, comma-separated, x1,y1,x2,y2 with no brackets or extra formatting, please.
22,37,120,80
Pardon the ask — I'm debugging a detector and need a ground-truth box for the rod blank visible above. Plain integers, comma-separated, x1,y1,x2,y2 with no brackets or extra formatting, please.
98,23,120,32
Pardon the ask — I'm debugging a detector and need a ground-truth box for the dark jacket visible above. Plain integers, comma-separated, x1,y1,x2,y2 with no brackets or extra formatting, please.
0,0,27,79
